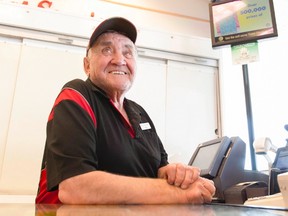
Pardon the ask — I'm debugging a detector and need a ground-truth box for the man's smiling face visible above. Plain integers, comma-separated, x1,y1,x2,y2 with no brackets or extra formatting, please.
84,32,137,96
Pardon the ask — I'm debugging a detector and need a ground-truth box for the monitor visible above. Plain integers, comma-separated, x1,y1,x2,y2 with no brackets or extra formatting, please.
188,136,231,178
270,146,288,194
272,146,288,170
209,0,278,47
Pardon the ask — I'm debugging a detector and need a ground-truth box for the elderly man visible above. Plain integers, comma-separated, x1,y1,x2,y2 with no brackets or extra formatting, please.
36,17,215,204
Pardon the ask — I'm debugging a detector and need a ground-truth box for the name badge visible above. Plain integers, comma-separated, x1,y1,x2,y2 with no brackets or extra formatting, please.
140,122,151,130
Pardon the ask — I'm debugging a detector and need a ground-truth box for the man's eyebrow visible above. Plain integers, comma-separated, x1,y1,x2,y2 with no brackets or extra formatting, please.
125,44,135,50
99,41,134,48
98,41,135,51
98,41,112,46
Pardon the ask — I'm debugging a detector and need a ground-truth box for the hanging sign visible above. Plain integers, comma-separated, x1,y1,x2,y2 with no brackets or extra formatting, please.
231,42,259,65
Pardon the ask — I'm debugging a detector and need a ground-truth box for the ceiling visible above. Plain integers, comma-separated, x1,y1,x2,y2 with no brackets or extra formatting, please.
101,0,211,21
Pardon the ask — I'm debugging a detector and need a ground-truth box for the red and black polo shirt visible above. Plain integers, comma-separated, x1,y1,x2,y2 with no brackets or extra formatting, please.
36,78,168,204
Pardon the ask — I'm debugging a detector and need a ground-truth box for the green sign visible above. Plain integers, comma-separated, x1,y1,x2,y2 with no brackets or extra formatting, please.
231,42,259,65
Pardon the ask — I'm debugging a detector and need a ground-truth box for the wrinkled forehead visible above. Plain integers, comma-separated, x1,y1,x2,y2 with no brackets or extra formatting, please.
93,31,135,48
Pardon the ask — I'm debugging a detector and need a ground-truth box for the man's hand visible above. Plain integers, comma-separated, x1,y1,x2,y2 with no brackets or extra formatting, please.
158,163,200,189
185,177,216,204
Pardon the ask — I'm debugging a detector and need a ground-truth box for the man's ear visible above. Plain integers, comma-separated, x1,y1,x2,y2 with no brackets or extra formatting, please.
83,57,90,76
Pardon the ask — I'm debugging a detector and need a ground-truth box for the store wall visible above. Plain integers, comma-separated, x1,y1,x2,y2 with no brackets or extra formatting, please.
0,0,220,200
0,0,287,198
219,0,288,170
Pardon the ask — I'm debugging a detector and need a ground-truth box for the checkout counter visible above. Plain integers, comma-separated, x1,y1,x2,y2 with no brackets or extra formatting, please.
189,136,288,208
0,203,287,216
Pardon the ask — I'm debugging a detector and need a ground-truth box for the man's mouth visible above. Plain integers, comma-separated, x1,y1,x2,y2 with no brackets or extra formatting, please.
110,71,127,75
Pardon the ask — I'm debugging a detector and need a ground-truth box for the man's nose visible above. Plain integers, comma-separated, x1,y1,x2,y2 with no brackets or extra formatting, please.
111,52,126,65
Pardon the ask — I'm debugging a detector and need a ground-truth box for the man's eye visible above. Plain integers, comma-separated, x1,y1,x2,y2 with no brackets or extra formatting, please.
102,47,113,55
123,51,134,59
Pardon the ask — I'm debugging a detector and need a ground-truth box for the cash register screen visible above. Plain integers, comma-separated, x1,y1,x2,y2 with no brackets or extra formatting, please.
273,146,288,170
188,137,231,178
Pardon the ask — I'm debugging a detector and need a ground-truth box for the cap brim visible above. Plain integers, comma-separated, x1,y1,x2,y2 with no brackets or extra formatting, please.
88,17,137,49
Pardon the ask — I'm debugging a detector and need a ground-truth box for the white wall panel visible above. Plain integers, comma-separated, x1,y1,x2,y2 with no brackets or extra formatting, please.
165,61,218,163
0,39,86,194
0,38,22,177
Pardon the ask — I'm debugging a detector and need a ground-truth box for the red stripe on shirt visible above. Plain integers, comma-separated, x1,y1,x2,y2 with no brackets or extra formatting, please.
48,88,96,127
35,168,61,204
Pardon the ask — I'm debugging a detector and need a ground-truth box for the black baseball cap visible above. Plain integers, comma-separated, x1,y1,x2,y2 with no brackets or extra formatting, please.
87,17,137,50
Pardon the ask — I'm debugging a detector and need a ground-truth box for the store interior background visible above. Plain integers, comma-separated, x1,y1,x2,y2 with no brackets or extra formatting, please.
0,0,287,201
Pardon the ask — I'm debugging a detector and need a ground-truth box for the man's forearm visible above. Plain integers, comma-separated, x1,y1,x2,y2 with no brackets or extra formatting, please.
58,170,186,204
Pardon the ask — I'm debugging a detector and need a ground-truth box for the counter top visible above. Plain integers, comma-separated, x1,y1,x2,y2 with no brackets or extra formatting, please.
0,203,287,216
